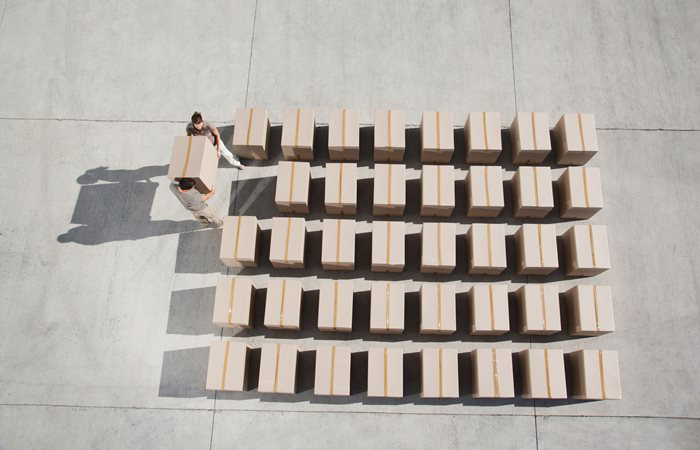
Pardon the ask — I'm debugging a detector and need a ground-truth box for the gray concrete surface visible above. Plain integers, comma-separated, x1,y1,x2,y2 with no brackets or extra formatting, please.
0,0,699,448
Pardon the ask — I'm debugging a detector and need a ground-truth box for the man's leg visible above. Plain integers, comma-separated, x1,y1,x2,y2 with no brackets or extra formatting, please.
192,205,224,227
218,139,243,168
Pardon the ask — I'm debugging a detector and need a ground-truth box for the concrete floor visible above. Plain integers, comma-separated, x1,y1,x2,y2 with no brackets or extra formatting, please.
0,0,699,448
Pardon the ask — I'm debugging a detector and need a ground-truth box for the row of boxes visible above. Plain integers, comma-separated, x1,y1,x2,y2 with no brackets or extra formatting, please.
213,278,615,337
206,342,621,400
220,217,611,276
275,162,603,219
228,108,599,165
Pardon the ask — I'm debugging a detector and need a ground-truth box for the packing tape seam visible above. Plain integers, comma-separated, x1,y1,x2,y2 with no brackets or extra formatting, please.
385,283,391,330
330,345,336,396
531,112,538,151
487,224,493,267
279,279,287,327
537,224,544,268
439,348,444,398
227,278,237,324
273,343,281,393
245,109,254,146
384,347,389,397
332,280,339,330
233,216,242,259
593,285,600,332
533,167,540,208
539,284,547,331
483,112,489,151
598,350,607,400
484,166,491,208
489,285,495,331
578,112,586,152
283,217,292,263
544,348,552,399
180,136,193,178
492,348,501,398
583,167,590,208
220,340,231,390
588,224,597,268
437,284,442,332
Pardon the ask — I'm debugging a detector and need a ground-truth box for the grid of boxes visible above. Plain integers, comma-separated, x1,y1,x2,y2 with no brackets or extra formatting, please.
169,108,620,401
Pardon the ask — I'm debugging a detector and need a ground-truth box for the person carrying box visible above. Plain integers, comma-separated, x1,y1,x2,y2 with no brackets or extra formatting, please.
187,111,243,169
170,178,224,227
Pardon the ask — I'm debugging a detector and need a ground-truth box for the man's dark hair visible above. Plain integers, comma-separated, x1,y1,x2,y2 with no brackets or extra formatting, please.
191,111,203,124
178,178,197,190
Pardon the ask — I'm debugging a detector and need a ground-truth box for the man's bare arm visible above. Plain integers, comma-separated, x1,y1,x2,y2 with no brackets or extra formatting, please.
202,186,216,202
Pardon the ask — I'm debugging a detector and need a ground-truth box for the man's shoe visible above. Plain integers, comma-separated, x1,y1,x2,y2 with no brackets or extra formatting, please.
231,159,244,170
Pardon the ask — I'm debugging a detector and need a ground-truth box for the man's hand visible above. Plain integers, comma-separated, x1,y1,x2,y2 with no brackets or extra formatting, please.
217,146,221,159
202,186,216,202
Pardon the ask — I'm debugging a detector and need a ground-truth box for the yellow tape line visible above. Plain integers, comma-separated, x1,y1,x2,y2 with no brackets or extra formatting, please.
484,166,491,207
539,284,547,331
437,223,442,267
577,112,586,152
588,224,597,268
533,167,540,208
531,112,538,151
537,224,544,268
598,350,607,400
335,220,341,264
593,285,600,332
385,222,391,265
437,284,442,332
283,217,292,263
385,283,391,330
220,340,231,390
582,167,590,208
330,345,336,396
387,164,393,207
279,279,287,328
332,280,339,330
483,112,489,151
245,109,254,146
233,216,242,260
383,348,389,396
181,136,193,178
273,343,281,393
438,348,444,398
338,162,344,206
491,348,500,398
437,166,442,207
227,278,237,324
544,348,552,399
487,224,493,267
489,285,495,331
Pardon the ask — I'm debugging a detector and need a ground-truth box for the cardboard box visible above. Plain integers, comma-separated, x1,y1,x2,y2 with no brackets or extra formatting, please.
367,347,403,397
569,349,622,400
559,167,604,219
328,108,360,161
509,112,552,164
168,135,218,194
371,221,405,272
420,111,455,163
213,276,255,329
281,108,315,160
468,284,510,335
205,341,250,392
512,166,554,218
421,165,456,217
420,283,456,334
466,166,504,217
554,113,599,165
269,217,306,269
420,348,459,398
314,345,352,396
421,222,457,274
258,342,298,394
325,162,357,215
275,161,311,214
220,216,260,268
467,223,507,275
321,219,356,270
370,281,405,333
562,224,611,276
519,349,567,399
232,108,270,160
515,224,559,275
565,285,615,336
374,109,406,161
263,278,303,330
318,279,353,332
516,284,561,335
471,348,514,398
373,164,406,216
465,111,503,164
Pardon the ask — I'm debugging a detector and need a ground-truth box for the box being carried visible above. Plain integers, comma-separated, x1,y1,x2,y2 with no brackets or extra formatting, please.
373,164,406,216
515,224,559,275
467,166,504,217
325,162,357,215
420,111,455,163
554,113,599,165
328,108,360,161
467,223,507,275
269,217,306,269
465,112,502,164
565,285,615,336
275,161,311,214
314,345,351,396
374,109,406,161
519,349,567,399
281,108,315,160
421,222,456,274
512,166,554,218
168,135,218,194
421,165,455,217
370,281,405,333
258,343,298,394
569,349,622,400
516,284,560,335
471,348,514,398
420,348,459,398
562,224,611,276
419,283,456,334
205,341,250,392
264,278,303,330
318,279,353,332
510,112,552,164
220,216,260,268
321,219,356,270
367,347,403,397
213,276,255,329
232,108,270,160
468,284,510,335
371,221,405,272
559,167,603,219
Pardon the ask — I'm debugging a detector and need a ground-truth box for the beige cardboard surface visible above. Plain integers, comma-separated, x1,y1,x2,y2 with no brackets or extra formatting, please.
468,223,507,275
560,166,604,219
420,222,457,273
220,216,260,267
263,278,303,330
420,283,456,334
321,219,356,270
167,135,218,194
269,217,306,268
318,279,354,332
469,284,510,335
563,224,611,276
367,347,403,397
370,281,405,333
421,165,456,216
205,341,249,392
371,221,406,272
467,166,504,217
420,111,455,163
472,348,514,398
570,349,622,400
328,109,360,160
373,164,406,215
519,349,567,399
566,285,615,336
314,345,352,396
324,162,358,215
232,108,270,160
374,109,406,161
465,111,503,164
554,112,599,165
509,112,552,164
275,161,311,213
516,224,559,275
258,343,298,394
213,276,255,329
517,284,561,335
420,348,459,398
512,166,554,218
280,108,315,160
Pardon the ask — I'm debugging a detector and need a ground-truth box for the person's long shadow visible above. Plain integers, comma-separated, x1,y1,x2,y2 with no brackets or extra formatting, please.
57,165,201,245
